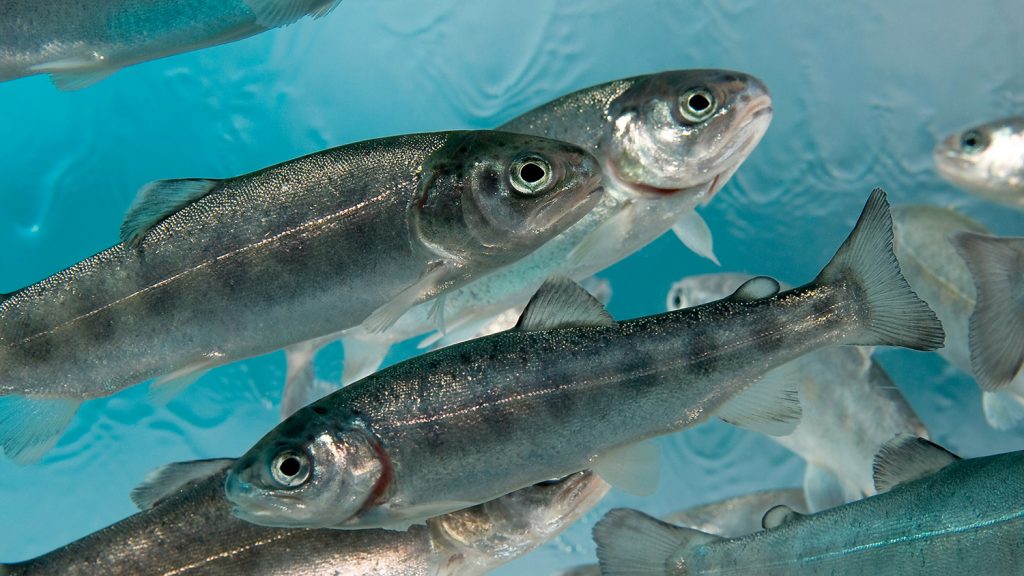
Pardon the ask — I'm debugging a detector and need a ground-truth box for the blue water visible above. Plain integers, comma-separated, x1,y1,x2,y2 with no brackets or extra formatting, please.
1,1,1022,572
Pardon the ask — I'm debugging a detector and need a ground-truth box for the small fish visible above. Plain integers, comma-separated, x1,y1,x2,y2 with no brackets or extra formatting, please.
282,69,773,416
0,0,343,90
891,205,1024,428
557,489,807,576
593,436,1023,576
0,461,607,575
950,231,1024,427
0,131,603,463
666,273,928,511
225,189,943,531
934,116,1024,209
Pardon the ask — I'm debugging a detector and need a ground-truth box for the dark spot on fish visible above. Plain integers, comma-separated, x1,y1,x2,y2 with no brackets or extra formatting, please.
686,326,719,375
479,168,500,193
543,388,578,421
18,333,54,362
142,286,179,318
311,406,327,415
421,423,448,452
754,312,785,355
484,405,518,440
811,292,836,318
82,312,117,342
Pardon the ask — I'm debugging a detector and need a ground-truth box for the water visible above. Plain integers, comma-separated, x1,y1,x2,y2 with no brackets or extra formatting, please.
0,1,1021,572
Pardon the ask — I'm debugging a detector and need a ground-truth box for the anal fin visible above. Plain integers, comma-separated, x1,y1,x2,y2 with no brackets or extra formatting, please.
29,56,119,90
716,362,802,436
594,441,660,497
0,395,80,465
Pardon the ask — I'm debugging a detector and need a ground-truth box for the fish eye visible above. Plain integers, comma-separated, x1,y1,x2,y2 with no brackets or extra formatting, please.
509,155,554,196
678,87,717,123
270,450,311,488
959,130,988,153
671,292,682,309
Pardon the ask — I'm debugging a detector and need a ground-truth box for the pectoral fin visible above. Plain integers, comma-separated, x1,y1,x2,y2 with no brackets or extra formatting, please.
148,359,218,406
281,338,333,419
131,458,235,510
594,441,660,497
716,362,802,436
672,209,720,265
567,201,638,271
362,262,453,333
872,435,959,493
29,56,120,90
340,332,392,386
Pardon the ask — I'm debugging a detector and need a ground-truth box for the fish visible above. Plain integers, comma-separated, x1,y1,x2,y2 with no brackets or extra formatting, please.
890,204,1024,428
224,188,944,531
282,69,773,416
0,130,604,463
0,461,607,575
556,489,807,576
0,0,343,90
934,116,1024,209
949,231,1024,428
666,273,928,511
593,436,1023,576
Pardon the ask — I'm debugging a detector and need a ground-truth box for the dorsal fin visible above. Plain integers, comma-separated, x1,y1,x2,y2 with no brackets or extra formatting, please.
120,178,220,248
761,504,802,530
516,277,616,332
130,458,235,510
243,0,343,28
872,435,960,493
730,276,781,302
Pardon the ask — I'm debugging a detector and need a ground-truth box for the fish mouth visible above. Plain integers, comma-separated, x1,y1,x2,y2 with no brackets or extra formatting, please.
526,173,605,231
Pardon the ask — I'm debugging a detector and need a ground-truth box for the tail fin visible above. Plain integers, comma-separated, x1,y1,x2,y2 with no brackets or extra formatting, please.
593,508,723,576
949,231,1024,392
816,189,944,351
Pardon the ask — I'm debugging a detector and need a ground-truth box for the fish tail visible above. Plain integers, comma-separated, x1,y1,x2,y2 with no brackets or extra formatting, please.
593,508,722,575
949,231,1024,392
815,189,944,351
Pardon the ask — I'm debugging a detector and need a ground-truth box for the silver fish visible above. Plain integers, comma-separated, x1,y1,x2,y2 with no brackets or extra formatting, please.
0,0,342,90
225,189,943,531
284,69,773,416
593,437,1023,576
934,116,1024,209
556,489,807,576
950,231,1024,427
666,273,928,511
890,204,1024,428
0,461,607,575
0,131,603,463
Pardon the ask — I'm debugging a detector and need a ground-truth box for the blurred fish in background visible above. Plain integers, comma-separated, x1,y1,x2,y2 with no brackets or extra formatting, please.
934,116,1024,209
0,0,343,90
666,273,929,511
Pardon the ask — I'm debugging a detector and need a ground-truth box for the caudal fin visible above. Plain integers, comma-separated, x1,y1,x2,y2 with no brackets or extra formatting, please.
949,231,1024,392
593,508,723,576
816,189,944,351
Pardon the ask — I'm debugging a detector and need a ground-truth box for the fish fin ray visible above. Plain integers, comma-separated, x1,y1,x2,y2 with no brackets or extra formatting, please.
0,396,80,465
950,231,1024,391
131,458,235,510
816,189,944,350
566,202,637,271
244,0,343,28
594,508,721,576
872,434,959,493
148,361,215,406
280,338,332,419
672,209,720,265
594,441,660,496
761,504,802,530
120,179,221,248
728,275,780,302
516,276,616,332
362,263,451,333
716,362,802,436
29,56,118,90
340,332,391,386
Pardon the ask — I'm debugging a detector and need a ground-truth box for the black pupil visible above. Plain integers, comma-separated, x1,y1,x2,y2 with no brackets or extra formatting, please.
519,162,546,184
963,134,980,148
688,93,711,112
279,456,301,477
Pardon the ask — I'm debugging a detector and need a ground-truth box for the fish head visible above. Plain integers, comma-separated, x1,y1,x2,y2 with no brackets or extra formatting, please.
429,471,610,570
415,131,604,265
604,69,772,202
934,117,1024,196
224,409,386,528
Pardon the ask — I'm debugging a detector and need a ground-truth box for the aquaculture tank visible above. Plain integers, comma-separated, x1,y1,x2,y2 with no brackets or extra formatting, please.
0,1,1021,574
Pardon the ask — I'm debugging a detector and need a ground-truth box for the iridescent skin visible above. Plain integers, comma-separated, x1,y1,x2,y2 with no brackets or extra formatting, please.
325,70,772,389
0,131,602,400
935,116,1024,209
653,452,1024,575
0,469,608,575
667,273,928,508
0,0,339,87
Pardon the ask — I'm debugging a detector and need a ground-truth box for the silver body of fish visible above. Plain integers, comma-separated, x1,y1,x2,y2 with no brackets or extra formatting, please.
0,0,342,90
224,189,943,531
594,439,1024,576
0,462,607,575
0,130,603,463
666,273,928,510
890,204,1024,428
281,69,772,417
934,116,1024,209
